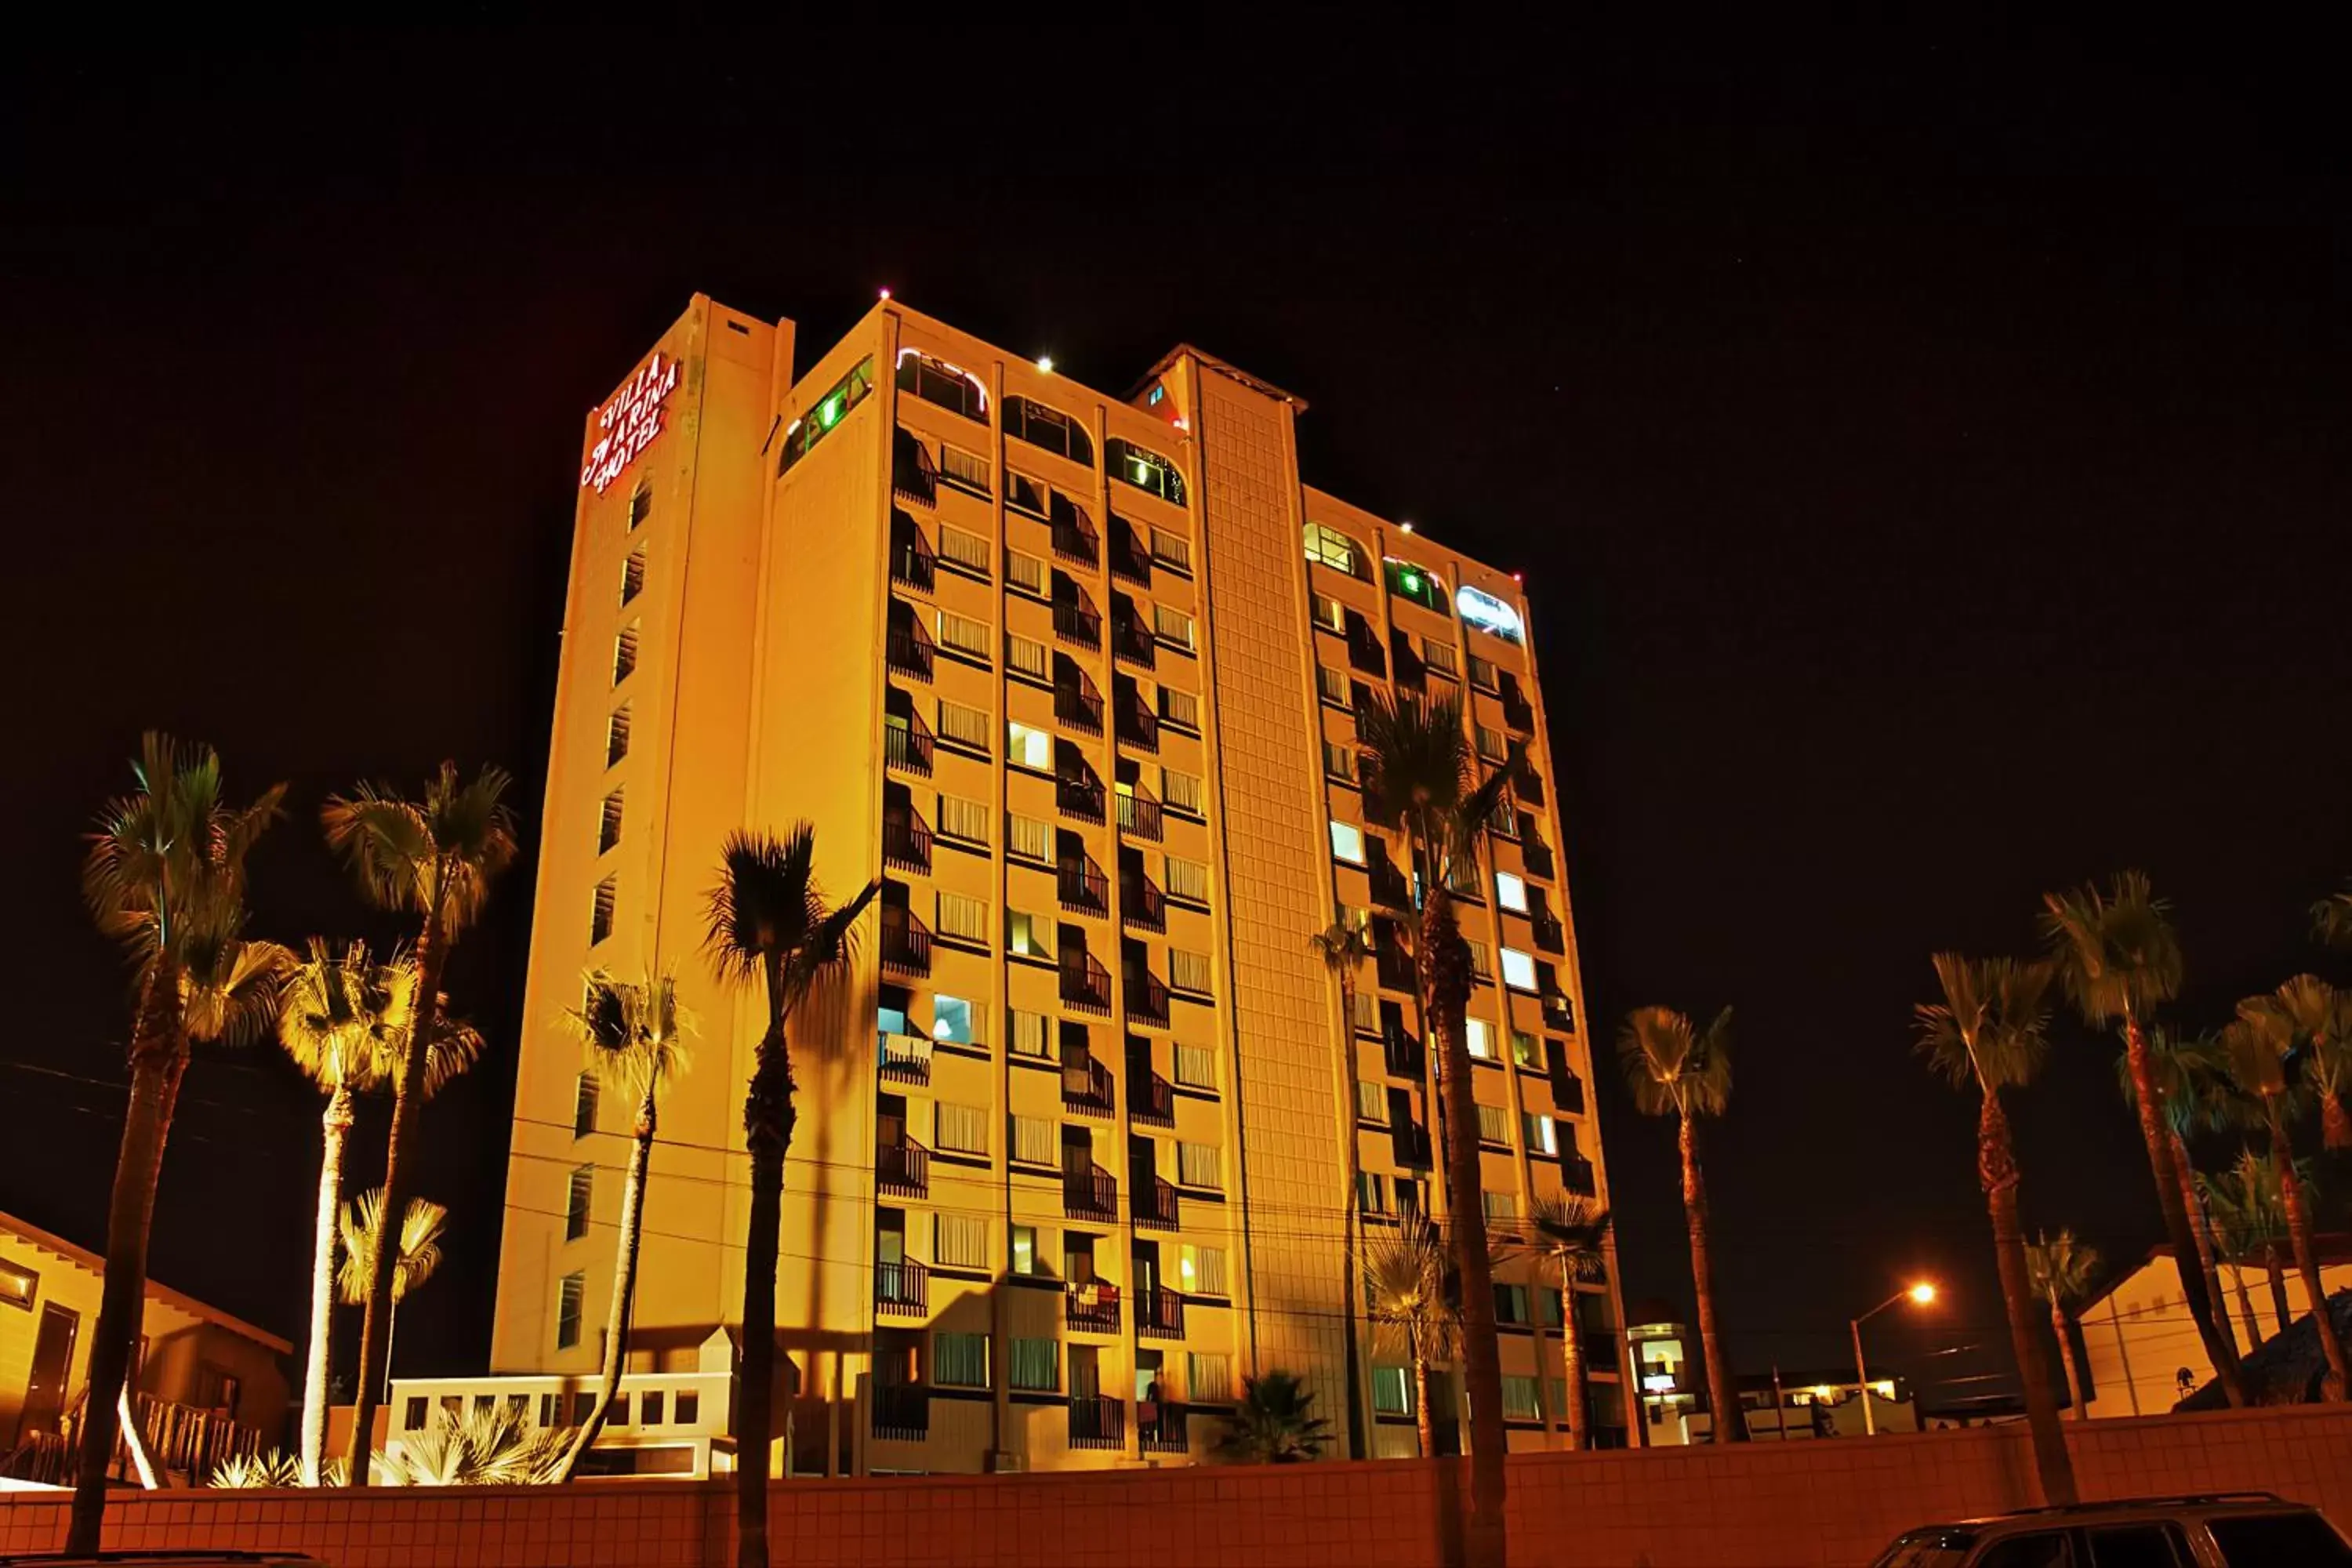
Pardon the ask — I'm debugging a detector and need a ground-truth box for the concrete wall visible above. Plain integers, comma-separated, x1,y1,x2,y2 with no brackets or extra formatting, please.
6,1403,2350,1566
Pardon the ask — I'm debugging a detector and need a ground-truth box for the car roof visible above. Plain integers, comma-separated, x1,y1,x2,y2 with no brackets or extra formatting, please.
1951,1492,2304,1529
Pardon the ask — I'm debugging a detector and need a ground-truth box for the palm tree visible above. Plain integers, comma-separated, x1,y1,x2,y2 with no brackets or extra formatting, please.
322,761,517,1480
2267,976,2352,1150
2041,873,2246,1406
1363,1220,1460,1461
1914,955,2076,1502
1518,1195,1611,1450
209,1450,303,1489
1216,1370,1332,1463
2025,1231,2100,1421
704,826,876,1568
336,1189,450,1403
1617,1006,1742,1445
2220,993,2350,1399
383,1402,563,1486
2313,884,2352,949
1355,690,1519,1561
2201,1156,2288,1350
69,735,285,1552
549,969,695,1482
2118,1027,2237,1349
1310,917,1375,1458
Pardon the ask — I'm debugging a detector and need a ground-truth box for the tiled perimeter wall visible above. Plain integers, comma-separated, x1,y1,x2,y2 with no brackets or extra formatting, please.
5,1405,2350,1566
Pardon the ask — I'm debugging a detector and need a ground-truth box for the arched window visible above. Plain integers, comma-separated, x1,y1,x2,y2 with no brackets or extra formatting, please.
1106,437,1186,506
1004,396,1095,466
1302,522,1369,580
895,349,989,423
779,357,876,475
1384,557,1449,616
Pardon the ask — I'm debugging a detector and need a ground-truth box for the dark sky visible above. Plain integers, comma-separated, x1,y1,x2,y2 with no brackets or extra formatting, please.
5,24,2347,1410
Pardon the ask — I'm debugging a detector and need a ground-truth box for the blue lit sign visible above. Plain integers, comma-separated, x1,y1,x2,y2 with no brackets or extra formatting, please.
1454,585,1524,642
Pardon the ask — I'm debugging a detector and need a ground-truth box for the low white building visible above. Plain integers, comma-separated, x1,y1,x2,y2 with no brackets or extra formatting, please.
2075,1240,2352,1417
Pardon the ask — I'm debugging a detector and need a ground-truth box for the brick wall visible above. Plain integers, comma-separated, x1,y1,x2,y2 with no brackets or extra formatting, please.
6,1403,2349,1566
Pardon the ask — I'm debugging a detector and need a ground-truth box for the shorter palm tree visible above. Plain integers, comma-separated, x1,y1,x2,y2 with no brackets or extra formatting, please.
1518,1195,1612,1450
1217,1370,1331,1463
2025,1232,2100,1420
2201,1157,2291,1351
336,1190,448,1403
2313,884,2352,950
2267,976,2352,1150
384,1403,563,1486
1364,1221,1459,1460
209,1450,301,1489
1309,917,1375,1456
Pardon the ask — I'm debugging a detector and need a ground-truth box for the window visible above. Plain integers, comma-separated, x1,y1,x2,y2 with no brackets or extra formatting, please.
1163,768,1204,816
937,524,990,575
612,624,639,686
1476,1103,1511,1145
895,349,987,421
1011,1224,1042,1275
936,608,991,662
605,705,631,767
1502,1375,1542,1421
2207,1513,2352,1564
404,1396,428,1432
1011,1116,1056,1167
937,794,988,846
1541,1288,1565,1328
620,546,645,607
1372,1365,1413,1415
1010,1009,1051,1058
1188,1351,1232,1403
932,994,976,1045
1310,592,1346,633
1316,664,1349,706
1180,1244,1229,1297
1330,821,1367,866
936,1103,989,1156
1501,949,1538,992
1357,1079,1387,1121
1496,871,1527,912
1475,723,1504,761
1170,948,1213,994
1106,437,1185,504
779,358,876,474
938,892,989,946
1166,856,1210,904
1973,1534,2073,1568
1468,653,1499,691
1352,989,1378,1033
628,484,654,530
1004,395,1094,465
1523,1113,1559,1156
1323,740,1356,782
557,1274,585,1348
590,877,616,946
1482,1190,1519,1225
1510,1029,1541,1069
1149,524,1191,572
1159,685,1200,730
1423,637,1458,677
1152,604,1196,651
1356,1170,1390,1214
596,789,625,855
572,1073,600,1139
1177,1141,1223,1190
0,1259,35,1311
1007,633,1050,682
1385,557,1449,615
938,699,990,753
933,1331,990,1388
1006,471,1048,515
936,1214,989,1269
566,1165,593,1239
1007,720,1054,771
1174,1042,1216,1089
938,444,990,492
1007,813,1051,862
2081,1526,2189,1568
1467,939,1491,972
1302,522,1368,579
676,1390,700,1425
641,1390,665,1426
1007,909,1054,960
1465,1018,1495,1060
1490,795,1520,837
1010,1338,1060,1392
1006,547,1048,597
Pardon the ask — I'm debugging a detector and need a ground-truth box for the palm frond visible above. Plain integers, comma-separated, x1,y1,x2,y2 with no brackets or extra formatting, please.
1617,1005,1733,1119
2038,870,2182,1027
383,1402,563,1486
559,968,699,1112
1520,1194,1613,1283
321,763,519,932
1307,920,1374,974
1363,1221,1460,1365
2313,884,2352,951
209,1449,302,1489
337,1189,449,1306
179,934,294,1049
82,734,285,970
278,938,404,1094
2025,1229,2100,1308
1915,953,2052,1096
704,826,822,985
1214,1370,1332,1464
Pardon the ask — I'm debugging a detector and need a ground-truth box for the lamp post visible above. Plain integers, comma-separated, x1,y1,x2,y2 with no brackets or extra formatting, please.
1851,1282,1936,1436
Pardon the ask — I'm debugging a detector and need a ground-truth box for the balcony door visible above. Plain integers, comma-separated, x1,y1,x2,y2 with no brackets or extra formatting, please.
19,1301,78,1439
1069,1344,1101,1402
878,1094,908,1149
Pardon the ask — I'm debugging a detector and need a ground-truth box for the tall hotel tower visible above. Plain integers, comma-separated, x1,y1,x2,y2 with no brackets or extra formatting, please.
488,295,1621,1477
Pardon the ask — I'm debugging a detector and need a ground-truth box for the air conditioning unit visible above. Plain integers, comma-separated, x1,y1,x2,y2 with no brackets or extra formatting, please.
986,1450,1025,1474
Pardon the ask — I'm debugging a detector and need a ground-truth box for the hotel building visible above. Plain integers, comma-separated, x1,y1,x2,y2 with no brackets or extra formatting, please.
476,294,1623,1477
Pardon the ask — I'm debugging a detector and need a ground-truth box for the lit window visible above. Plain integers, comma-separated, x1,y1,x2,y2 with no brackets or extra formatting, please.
931,994,975,1045
567,1166,593,1239
938,892,989,946
1007,813,1051,862
1166,857,1210,904
936,795,988,846
1011,1224,1041,1275
1523,1113,1559,1156
1302,522,1369,579
1316,665,1350,706
936,524,991,575
1510,1029,1541,1069
1180,1244,1229,1297
1456,584,1526,644
1004,395,1094,464
1158,686,1200,730
1372,1365,1413,1415
1502,1375,1542,1421
1011,1116,1055,1167
1495,872,1526,913
598,789,624,855
1187,1351,1232,1402
1106,437,1186,505
935,608,992,662
778,358,876,474
1174,1043,1216,1089
1007,721,1054,771
1007,633,1050,682
1170,948,1213,993
1466,1018,1495,1059
1163,768,1204,816
1310,593,1345,633
0,1258,38,1310
1357,1079,1386,1120
1149,524,1192,572
556,1274,585,1348
933,1331,990,1388
1323,740,1356,782
1009,1009,1051,1058
1356,1170,1390,1214
1385,557,1449,615
1330,821,1367,866
1008,909,1054,960
1477,1103,1511,1145
895,349,988,421
1501,949,1538,992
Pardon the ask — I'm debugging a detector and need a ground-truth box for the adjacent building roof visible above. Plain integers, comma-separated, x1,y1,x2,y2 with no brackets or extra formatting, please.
0,1208,294,1354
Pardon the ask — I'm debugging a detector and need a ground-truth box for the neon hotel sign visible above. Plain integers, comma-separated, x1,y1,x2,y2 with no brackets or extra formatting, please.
580,352,682,494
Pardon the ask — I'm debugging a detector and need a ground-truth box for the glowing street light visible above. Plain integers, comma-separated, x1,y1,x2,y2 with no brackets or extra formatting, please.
1852,1281,1937,1436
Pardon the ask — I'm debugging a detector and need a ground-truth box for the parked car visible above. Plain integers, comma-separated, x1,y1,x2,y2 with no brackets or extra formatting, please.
1871,1492,2352,1566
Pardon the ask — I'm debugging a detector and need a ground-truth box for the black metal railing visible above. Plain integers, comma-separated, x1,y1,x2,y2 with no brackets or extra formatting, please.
1117,789,1162,842
1134,1174,1180,1231
1112,615,1156,670
884,714,933,776
1522,837,1555,879
880,907,932,978
1543,993,1577,1033
1131,1065,1175,1127
872,1385,929,1442
1060,950,1112,1014
1502,689,1536,733
886,622,934,681
1054,598,1103,648
1348,617,1387,677
1062,1056,1116,1116
1385,1024,1426,1080
1122,874,1166,932
1056,680,1104,734
1369,859,1412,912
890,514,935,592
1052,506,1099,567
875,1258,928,1316
877,1031,932,1086
1110,518,1152,584
1391,629,1427,689
1064,1164,1118,1221
1058,857,1109,913
1375,946,1416,993
1391,1120,1433,1169
1532,911,1566,953
892,430,937,506
1138,1405,1189,1454
1563,1154,1596,1196
1068,1395,1125,1450
1116,693,1159,752
1127,967,1169,1025
1065,1279,1121,1333
877,1138,930,1197
1058,771,1105,824
881,811,931,873
1515,770,1547,808
1137,1286,1186,1338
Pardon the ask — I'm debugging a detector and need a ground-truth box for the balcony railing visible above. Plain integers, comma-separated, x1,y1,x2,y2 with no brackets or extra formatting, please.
877,1138,930,1198
1543,993,1576,1033
1058,857,1109,914
882,811,931,874
1065,1279,1121,1334
1127,967,1170,1025
1112,615,1156,669
1064,1163,1118,1221
1515,770,1547,808
890,515,935,593
1138,1404,1189,1454
1054,598,1103,649
886,621,934,681
1532,910,1566,953
892,430,938,506
1060,950,1112,1014
875,1258,928,1317
880,907,931,978
1137,1286,1187,1339
1052,506,1099,568
1117,788,1162,842
1384,1024,1426,1080
1391,1120,1433,1169
1068,1395,1125,1451
1130,1064,1175,1128
884,714,933,776
1116,694,1159,753
1391,630,1427,690
1134,1174,1180,1232
1121,873,1166,933
1056,681,1104,735
1552,1067,1587,1116
1058,771,1105,825
878,1031,933,1086
1110,519,1152,585
1563,1153,1596,1196
1375,947,1416,993
872,1385,929,1442
1522,837,1555,880
1062,1056,1116,1116
1348,619,1387,677
1369,859,1412,913
1502,689,1536,733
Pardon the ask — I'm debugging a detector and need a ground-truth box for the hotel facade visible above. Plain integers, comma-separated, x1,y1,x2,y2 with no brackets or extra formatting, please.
476,295,1624,1478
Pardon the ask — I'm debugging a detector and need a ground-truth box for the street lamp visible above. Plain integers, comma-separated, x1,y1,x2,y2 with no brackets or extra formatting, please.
1851,1282,1936,1437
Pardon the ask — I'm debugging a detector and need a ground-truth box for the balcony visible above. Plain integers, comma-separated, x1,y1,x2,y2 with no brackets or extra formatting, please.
877,1031,933,1086
882,810,931,874
1117,787,1163,843
1062,1056,1116,1117
872,1385,929,1442
1580,1332,1620,1370
1368,857,1412,913
1384,1023,1426,1080
1391,1120,1433,1170
880,907,931,978
1134,1174,1180,1231
877,1138,930,1198
1110,517,1152,585
1051,494,1099,567
875,1258,928,1318
1058,855,1109,915
1390,628,1427,690
1522,837,1555,880
1563,1153,1597,1196
1139,1405,1189,1454
1112,613,1156,670
1115,688,1159,753
1068,1395,1125,1451
887,617,934,681
884,713,933,776
891,428,937,506
1543,993,1577,1033
1129,1062,1175,1128
1060,950,1112,1014
1515,770,1547,808
1127,967,1170,1026
1500,677,1536,733
1346,614,1386,677
1065,1279,1121,1334
1374,945,1416,994
1532,910,1565,953
1054,597,1103,650
1137,1286,1187,1339
1121,872,1166,933
1064,1163,1118,1221
1548,1043,1587,1113
889,510,935,593
1058,770,1106,825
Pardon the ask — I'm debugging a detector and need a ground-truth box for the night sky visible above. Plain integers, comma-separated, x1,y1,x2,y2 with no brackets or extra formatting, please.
6,25,2347,1412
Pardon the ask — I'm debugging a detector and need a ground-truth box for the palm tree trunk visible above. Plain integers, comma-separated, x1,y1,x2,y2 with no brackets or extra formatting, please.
1679,1115,1743,1444
1337,970,1367,1460
1413,1342,1438,1463
2124,1015,2245,1405
67,968,183,1554
736,964,793,1568
1561,1283,1588,1452
2048,1298,2088,1421
347,909,445,1482
1421,889,1506,1567
2232,1269,2263,1355
2170,1127,2234,1352
2266,1245,2292,1340
1980,1091,2077,1503
300,1086,354,1486
557,1088,657,1482
2274,1120,2348,1401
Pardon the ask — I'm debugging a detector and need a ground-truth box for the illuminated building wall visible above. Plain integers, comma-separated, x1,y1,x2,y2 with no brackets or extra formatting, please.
488,295,1622,1475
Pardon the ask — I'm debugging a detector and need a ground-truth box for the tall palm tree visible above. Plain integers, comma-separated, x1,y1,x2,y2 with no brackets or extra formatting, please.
2267,975,2352,1150
1216,1370,1332,1463
1914,955,2076,1502
704,826,876,1568
2118,1027,2237,1349
337,1188,450,1407
322,760,517,1480
549,969,695,1482
1310,917,1375,1458
2025,1231,2100,1421
2042,873,2245,1406
69,735,285,1552
2221,993,2350,1399
1355,690,1519,1563
1518,1195,1611,1450
1617,1006,1743,1445
1364,1220,1460,1462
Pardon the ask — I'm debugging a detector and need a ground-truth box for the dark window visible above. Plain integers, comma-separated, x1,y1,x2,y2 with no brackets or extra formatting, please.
573,1072,600,1139
2208,1513,2352,1566
895,350,988,422
598,789,623,855
605,705,631,768
1105,437,1186,505
676,1390,700,1425
1005,395,1095,465
612,626,639,686
566,1166,593,1240
621,547,645,607
1976,1532,2076,1568
556,1274,585,1349
404,1396,427,1431
641,1389,665,1426
628,485,652,530
572,1391,596,1425
2084,1525,2187,1568
779,357,877,474
590,877,616,945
